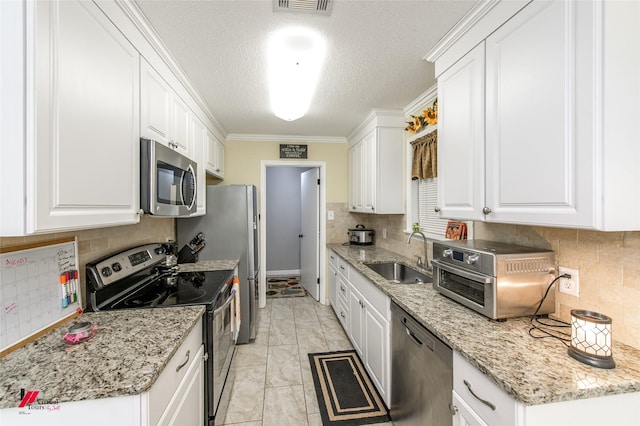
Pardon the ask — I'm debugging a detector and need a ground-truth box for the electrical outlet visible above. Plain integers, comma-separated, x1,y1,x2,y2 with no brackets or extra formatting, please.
558,266,580,297
382,228,387,239
327,210,334,220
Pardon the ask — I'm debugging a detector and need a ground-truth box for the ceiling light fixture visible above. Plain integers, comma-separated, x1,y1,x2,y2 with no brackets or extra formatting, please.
268,27,325,121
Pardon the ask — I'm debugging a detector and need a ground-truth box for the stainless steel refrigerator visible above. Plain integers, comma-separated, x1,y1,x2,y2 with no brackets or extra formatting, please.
177,185,259,344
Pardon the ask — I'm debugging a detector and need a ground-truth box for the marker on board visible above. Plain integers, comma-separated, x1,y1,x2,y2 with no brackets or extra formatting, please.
60,273,68,308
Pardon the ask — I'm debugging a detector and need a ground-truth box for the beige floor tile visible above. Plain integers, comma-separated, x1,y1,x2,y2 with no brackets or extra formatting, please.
268,321,297,345
303,384,319,414
307,412,323,426
325,337,354,352
234,342,268,367
222,422,261,426
262,385,308,426
223,365,266,424
266,345,302,388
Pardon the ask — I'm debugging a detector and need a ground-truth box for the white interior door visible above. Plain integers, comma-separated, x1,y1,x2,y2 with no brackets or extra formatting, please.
300,168,320,300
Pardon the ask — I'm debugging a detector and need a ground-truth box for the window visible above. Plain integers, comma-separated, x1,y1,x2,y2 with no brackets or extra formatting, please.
417,177,449,238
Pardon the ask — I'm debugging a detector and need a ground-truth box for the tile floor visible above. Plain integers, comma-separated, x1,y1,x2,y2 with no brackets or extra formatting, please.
222,295,394,426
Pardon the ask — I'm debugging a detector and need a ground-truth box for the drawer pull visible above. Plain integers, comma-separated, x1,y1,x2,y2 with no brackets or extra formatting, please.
340,312,346,318
176,350,191,372
340,285,346,293
464,379,496,411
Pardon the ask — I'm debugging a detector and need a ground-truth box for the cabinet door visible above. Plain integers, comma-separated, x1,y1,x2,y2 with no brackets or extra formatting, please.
452,391,488,426
206,130,225,178
347,285,365,357
364,304,389,405
159,345,205,426
171,95,191,157
437,42,486,221
215,140,225,178
32,0,140,233
484,1,594,227
348,142,363,212
141,59,171,144
361,131,377,213
190,116,207,216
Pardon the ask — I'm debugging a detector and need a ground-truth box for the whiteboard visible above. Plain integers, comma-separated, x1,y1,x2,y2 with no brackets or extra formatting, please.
0,238,80,352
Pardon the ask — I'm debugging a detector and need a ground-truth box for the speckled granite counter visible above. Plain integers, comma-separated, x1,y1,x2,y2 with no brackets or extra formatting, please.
0,306,204,409
327,243,640,406
177,259,239,273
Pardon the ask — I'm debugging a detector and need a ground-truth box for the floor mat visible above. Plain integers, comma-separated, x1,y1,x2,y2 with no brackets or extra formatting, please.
308,350,390,426
266,276,306,298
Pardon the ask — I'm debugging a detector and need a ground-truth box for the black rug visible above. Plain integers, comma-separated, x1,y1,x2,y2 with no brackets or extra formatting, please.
308,350,391,426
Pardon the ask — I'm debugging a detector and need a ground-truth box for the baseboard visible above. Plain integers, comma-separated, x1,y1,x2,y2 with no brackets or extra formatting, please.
266,269,301,277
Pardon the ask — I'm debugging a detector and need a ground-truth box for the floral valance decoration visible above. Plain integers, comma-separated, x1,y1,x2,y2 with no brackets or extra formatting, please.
410,129,437,180
405,98,438,134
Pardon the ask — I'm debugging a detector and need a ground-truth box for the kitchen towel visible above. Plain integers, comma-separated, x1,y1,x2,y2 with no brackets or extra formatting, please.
229,276,241,341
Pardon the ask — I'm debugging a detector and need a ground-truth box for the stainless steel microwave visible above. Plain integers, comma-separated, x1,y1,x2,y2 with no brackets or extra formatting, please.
140,138,197,217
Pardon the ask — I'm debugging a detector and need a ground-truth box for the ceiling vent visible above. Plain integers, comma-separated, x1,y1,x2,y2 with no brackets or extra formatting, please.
273,0,333,16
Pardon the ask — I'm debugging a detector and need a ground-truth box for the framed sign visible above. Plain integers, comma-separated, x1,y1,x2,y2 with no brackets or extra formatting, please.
280,144,308,159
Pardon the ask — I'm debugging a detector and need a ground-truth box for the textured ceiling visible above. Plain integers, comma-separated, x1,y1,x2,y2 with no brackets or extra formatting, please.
135,0,476,138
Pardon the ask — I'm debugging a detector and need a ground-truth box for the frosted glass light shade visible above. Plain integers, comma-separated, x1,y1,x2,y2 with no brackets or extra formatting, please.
568,310,615,369
267,27,325,121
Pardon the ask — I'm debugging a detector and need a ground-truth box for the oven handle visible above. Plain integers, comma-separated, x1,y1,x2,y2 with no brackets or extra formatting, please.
214,288,237,317
431,259,492,284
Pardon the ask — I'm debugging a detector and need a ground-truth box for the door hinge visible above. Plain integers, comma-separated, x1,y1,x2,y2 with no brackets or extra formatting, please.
317,178,320,185
317,277,320,284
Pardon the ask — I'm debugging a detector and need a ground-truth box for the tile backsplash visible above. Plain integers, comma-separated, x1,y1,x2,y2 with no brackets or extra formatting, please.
0,216,175,307
328,203,640,350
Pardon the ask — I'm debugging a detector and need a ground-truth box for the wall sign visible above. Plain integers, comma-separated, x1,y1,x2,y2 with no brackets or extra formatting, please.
280,144,308,159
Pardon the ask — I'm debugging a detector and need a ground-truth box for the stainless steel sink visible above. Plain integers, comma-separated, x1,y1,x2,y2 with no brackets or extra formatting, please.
364,262,431,284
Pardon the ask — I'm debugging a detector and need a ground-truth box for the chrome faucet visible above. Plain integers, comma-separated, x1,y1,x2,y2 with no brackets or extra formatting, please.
407,231,429,271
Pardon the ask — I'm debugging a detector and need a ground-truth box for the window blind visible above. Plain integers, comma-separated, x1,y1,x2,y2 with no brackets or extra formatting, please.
418,178,448,238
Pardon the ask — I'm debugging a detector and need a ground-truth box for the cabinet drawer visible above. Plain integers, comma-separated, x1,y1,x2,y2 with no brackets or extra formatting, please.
337,275,350,303
148,317,203,425
328,250,339,267
453,352,515,426
338,257,350,279
337,296,349,330
349,267,389,318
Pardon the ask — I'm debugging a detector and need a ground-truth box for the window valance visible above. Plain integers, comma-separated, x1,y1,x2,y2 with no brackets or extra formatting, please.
410,129,437,180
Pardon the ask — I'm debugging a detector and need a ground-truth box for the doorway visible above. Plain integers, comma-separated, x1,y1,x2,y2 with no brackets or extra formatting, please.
259,161,327,309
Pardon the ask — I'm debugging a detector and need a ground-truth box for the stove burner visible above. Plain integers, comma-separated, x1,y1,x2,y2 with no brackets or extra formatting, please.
123,291,166,308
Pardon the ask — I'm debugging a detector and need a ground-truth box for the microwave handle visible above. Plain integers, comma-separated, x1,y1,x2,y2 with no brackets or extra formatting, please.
431,259,492,284
180,164,197,211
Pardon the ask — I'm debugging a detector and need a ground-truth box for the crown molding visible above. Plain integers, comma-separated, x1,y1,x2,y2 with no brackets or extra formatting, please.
114,0,228,137
346,108,405,142
424,0,501,63
404,84,437,117
225,134,347,144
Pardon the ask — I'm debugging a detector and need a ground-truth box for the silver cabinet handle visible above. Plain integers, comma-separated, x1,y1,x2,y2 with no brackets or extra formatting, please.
340,285,346,293
449,403,458,415
176,349,190,372
340,311,346,318
463,379,496,411
482,207,492,215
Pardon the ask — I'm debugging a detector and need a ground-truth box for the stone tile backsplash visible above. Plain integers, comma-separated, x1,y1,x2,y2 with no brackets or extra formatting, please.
327,207,640,349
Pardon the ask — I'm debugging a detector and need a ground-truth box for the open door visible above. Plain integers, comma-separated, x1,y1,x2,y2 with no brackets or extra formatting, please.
300,168,320,300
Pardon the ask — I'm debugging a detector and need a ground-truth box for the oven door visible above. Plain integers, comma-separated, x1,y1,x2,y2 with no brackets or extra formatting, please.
210,285,237,425
431,260,497,319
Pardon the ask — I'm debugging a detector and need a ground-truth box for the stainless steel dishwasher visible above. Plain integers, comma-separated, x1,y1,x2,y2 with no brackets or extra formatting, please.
391,302,453,426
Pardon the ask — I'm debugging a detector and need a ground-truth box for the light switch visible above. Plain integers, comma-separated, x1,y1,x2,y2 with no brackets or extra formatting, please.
327,210,335,220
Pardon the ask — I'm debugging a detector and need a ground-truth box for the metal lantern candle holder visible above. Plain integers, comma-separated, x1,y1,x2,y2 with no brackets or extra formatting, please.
568,310,615,369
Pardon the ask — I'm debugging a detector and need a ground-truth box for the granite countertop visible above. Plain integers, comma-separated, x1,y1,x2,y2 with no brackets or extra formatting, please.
0,306,204,409
327,243,640,406
177,259,239,273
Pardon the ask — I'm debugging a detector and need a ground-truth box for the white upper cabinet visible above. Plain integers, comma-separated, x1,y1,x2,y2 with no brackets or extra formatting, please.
1,0,141,235
437,42,486,221
348,110,405,214
429,0,640,230
206,130,225,179
141,59,192,158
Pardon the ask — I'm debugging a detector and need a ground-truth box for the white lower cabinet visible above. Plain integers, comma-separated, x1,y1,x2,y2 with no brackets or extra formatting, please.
328,251,338,312
453,351,640,426
330,253,391,407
